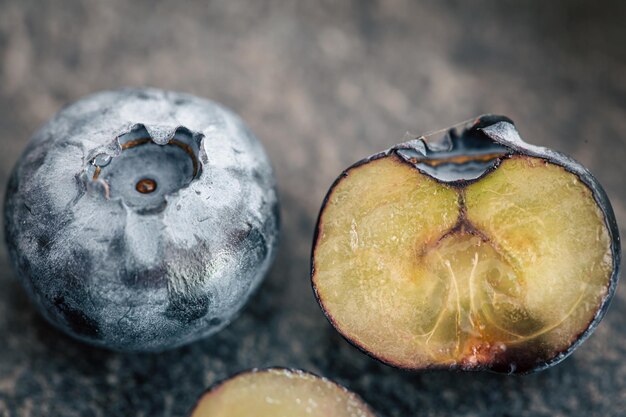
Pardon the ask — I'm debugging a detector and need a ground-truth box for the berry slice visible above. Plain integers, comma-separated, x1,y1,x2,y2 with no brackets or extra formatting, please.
312,116,619,373
190,368,376,417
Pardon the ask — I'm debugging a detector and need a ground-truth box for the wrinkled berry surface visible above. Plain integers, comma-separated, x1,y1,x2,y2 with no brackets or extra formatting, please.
4,88,280,351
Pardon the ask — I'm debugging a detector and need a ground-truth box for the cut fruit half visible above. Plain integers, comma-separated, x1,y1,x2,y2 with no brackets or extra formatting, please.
190,368,376,417
312,115,620,374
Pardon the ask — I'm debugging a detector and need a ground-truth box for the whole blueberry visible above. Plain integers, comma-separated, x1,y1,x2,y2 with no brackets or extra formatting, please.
4,88,279,351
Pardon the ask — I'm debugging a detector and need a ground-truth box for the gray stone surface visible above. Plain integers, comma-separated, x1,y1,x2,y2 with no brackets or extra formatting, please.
0,0,624,416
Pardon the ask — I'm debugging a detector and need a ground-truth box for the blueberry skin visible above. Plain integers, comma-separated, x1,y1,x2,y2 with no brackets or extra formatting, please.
4,88,279,352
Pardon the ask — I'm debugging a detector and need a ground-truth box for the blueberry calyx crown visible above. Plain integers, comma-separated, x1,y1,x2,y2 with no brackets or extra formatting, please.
85,124,203,214
394,115,515,184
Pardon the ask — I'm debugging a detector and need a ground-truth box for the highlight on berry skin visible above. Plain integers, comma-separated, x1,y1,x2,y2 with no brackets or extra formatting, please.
311,115,620,374
189,368,377,417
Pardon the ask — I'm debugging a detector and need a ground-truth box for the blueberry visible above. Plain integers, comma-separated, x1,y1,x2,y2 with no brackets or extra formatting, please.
4,88,280,351
312,115,620,374
190,368,377,417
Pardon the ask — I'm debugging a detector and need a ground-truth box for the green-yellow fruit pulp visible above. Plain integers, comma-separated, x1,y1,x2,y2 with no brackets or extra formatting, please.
313,155,612,369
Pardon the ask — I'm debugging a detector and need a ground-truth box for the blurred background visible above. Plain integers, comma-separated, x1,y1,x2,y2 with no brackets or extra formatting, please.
0,1,624,416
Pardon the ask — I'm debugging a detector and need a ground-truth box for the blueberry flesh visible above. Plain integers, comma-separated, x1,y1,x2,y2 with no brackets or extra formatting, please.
4,88,280,352
311,115,620,374
190,368,377,417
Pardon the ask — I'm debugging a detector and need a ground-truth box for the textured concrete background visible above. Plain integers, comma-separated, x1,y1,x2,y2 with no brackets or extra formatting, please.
0,1,625,416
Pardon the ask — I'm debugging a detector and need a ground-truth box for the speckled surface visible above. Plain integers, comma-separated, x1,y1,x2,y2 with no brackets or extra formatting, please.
0,1,624,416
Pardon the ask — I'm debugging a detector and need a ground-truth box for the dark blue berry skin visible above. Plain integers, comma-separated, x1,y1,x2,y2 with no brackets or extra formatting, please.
4,88,280,352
